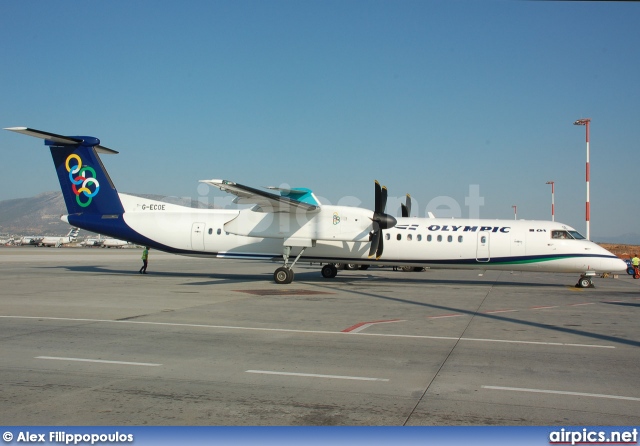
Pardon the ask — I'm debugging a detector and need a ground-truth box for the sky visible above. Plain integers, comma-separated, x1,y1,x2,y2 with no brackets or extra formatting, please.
1,0,638,241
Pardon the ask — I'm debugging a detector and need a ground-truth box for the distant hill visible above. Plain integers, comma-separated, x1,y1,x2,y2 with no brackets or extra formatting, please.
592,233,640,245
0,191,215,236
2,192,639,246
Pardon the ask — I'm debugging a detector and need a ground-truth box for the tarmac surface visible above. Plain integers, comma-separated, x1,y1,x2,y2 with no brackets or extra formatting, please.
0,247,638,426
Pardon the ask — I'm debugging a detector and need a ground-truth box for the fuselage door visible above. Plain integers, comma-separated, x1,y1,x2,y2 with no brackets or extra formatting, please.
476,232,490,262
191,222,205,251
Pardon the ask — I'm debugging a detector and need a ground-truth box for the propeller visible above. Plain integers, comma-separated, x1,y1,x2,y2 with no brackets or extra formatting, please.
400,193,412,218
369,180,398,259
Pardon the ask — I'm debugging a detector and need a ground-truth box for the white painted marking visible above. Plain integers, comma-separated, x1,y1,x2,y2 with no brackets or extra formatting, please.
349,324,372,333
482,385,640,402
0,315,615,349
568,303,596,307
36,356,161,367
246,370,389,382
427,314,464,319
530,306,558,310
344,319,405,333
484,309,518,314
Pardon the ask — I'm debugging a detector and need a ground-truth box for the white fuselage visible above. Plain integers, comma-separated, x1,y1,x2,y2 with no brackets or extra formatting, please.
86,193,626,274
39,236,74,247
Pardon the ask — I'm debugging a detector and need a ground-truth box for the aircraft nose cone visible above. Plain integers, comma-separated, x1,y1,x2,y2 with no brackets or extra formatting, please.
601,257,627,272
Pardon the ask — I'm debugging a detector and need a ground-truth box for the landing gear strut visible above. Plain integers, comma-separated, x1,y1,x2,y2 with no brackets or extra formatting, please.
273,246,306,284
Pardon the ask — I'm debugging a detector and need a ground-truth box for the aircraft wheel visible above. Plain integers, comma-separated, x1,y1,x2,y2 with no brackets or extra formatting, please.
577,277,592,288
401,266,424,272
321,264,338,279
359,265,369,270
274,267,293,284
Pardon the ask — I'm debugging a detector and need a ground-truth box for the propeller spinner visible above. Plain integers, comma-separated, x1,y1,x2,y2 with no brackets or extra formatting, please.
369,180,398,259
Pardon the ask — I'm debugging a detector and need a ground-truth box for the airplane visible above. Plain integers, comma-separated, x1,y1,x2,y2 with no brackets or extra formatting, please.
101,237,132,248
4,126,627,287
38,227,79,247
17,235,43,246
81,235,103,247
0,235,14,245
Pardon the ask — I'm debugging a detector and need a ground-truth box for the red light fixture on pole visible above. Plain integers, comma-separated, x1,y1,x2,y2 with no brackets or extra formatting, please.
546,181,555,221
573,118,591,240
512,205,517,220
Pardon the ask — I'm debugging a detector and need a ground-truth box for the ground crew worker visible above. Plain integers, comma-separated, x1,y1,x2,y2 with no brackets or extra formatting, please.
139,246,149,274
632,254,640,273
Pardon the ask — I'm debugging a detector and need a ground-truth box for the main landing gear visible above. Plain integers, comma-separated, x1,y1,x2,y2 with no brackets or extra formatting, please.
273,246,307,284
321,264,338,279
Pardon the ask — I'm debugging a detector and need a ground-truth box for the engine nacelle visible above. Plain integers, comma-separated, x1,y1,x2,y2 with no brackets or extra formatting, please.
223,205,373,242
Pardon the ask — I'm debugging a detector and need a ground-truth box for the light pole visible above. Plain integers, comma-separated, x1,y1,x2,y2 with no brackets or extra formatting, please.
546,181,555,221
573,118,591,240
512,205,517,220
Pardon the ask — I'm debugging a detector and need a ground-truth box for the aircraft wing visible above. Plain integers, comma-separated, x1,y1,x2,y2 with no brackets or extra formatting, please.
200,179,320,213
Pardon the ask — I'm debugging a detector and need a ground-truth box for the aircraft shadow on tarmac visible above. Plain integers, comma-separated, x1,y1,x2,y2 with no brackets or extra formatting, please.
39,264,576,288
603,301,640,308
38,264,270,285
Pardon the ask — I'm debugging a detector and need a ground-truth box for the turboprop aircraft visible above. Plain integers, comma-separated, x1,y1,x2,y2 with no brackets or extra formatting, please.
5,127,626,287
38,227,79,247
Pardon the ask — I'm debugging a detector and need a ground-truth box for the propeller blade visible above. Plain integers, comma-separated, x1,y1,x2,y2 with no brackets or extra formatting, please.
374,180,382,214
376,233,384,260
401,194,411,217
370,180,398,259
380,184,388,213
369,230,380,258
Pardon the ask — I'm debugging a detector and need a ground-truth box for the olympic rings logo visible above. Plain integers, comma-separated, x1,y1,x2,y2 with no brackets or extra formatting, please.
332,212,340,225
65,154,100,208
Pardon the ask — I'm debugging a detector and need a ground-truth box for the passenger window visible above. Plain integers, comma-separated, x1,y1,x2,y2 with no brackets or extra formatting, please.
385,233,390,240
216,228,221,235
437,235,442,242
427,235,432,242
481,236,487,244
208,228,213,235
407,234,412,241
417,234,422,242
447,235,452,242
458,236,463,242
397,234,402,241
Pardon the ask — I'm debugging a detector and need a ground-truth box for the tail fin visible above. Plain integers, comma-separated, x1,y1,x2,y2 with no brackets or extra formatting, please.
5,127,124,216
67,227,80,240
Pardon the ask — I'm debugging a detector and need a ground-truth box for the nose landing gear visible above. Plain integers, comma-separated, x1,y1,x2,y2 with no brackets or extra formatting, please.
576,273,595,288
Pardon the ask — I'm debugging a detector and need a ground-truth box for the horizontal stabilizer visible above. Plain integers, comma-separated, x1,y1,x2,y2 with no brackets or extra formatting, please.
4,127,118,154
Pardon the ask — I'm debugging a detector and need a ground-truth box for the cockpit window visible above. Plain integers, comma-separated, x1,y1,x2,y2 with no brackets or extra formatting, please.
568,230,585,240
551,230,571,239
